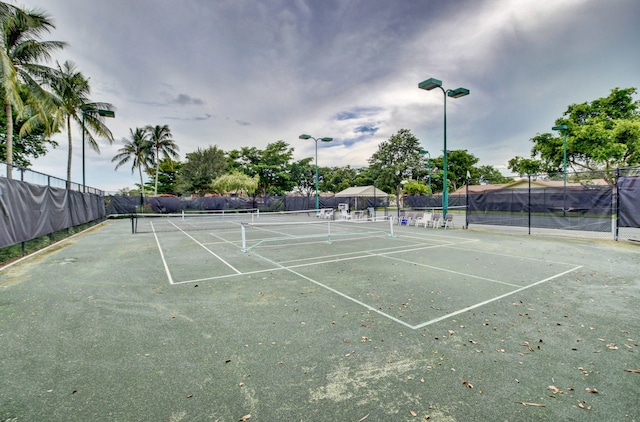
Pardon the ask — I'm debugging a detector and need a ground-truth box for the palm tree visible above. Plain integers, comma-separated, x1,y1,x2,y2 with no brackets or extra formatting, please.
146,124,179,196
48,60,114,186
112,127,152,198
0,3,65,178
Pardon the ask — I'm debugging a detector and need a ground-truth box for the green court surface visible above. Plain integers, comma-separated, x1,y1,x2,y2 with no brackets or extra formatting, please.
1,218,639,421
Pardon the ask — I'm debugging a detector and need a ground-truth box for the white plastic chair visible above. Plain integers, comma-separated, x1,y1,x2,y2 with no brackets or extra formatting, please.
444,213,455,229
431,213,442,229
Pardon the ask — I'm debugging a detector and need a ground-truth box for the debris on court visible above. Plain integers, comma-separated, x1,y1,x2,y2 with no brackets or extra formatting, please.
548,385,563,394
514,402,546,407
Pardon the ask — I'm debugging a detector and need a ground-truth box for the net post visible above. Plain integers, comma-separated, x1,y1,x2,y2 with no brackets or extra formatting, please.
182,210,185,221
241,223,247,252
327,221,332,243
131,214,137,234
389,216,394,237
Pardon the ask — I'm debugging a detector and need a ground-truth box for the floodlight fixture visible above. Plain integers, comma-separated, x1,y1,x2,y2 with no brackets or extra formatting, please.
299,134,334,211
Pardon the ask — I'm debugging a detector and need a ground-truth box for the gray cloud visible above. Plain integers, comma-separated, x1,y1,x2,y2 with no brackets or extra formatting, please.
22,0,640,191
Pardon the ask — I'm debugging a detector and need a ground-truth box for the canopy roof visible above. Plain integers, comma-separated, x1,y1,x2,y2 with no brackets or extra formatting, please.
334,185,388,198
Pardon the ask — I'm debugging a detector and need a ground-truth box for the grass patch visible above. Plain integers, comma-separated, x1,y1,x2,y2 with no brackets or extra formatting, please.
0,220,104,266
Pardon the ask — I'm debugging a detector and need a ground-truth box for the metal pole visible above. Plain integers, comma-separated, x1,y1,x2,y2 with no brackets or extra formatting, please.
427,152,432,197
442,89,448,218
82,111,86,192
563,129,567,217
315,138,319,211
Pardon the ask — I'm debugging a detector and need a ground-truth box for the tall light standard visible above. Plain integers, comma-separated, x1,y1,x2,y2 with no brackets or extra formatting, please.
82,108,115,192
419,149,432,197
552,124,569,215
299,134,333,211
419,78,469,217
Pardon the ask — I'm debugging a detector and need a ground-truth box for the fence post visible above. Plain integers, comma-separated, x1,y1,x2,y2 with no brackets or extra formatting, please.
528,174,531,235
615,168,620,241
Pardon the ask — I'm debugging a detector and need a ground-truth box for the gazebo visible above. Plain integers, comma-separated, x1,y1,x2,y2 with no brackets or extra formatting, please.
334,185,389,210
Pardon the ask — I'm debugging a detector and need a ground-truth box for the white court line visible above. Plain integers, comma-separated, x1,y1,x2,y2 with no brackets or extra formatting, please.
250,250,416,329
164,219,242,275
151,222,174,284
163,229,582,330
411,265,582,329
380,253,522,288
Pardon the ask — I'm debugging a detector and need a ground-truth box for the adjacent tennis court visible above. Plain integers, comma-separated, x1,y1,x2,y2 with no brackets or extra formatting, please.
1,216,638,421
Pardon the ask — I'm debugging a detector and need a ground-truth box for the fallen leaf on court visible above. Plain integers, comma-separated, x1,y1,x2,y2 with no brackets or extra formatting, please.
448,330,455,335
186,394,193,398
625,369,640,373
514,402,546,407
522,341,534,352
425,415,430,420
239,414,251,421
410,410,417,417
469,339,478,345
357,414,369,422
606,343,618,350
586,388,598,393
548,385,562,394
462,380,474,388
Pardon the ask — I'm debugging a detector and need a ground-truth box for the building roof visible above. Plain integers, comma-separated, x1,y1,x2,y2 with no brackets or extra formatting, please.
334,185,389,197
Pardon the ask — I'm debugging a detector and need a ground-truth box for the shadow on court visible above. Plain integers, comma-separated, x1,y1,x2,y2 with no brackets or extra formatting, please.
1,219,639,421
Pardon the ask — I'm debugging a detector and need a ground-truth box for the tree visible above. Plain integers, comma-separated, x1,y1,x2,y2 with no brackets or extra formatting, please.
229,141,295,196
112,127,152,198
402,179,429,196
507,156,544,176
177,145,226,195
367,129,423,204
0,3,65,177
148,157,181,195
289,157,315,197
319,165,362,193
211,171,258,196
523,87,640,181
146,124,179,195
0,102,56,167
49,60,115,185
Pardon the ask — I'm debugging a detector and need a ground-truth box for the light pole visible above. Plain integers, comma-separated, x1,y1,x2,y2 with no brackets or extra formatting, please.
552,124,569,215
82,108,115,192
299,134,333,211
419,78,469,218
419,149,432,197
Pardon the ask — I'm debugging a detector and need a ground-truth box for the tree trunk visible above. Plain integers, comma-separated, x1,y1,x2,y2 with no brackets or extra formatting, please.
66,116,73,189
5,101,13,179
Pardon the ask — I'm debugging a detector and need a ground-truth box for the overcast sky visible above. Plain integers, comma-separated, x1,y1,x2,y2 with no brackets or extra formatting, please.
15,0,640,192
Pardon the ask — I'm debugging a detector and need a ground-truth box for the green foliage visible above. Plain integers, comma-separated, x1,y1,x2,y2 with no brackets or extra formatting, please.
368,129,423,197
507,156,544,176
318,165,367,193
0,110,56,167
149,157,181,195
211,171,259,195
289,157,315,196
112,127,153,197
402,179,429,196
48,60,115,183
228,140,295,196
146,124,179,195
177,145,226,195
0,3,66,176
526,87,640,179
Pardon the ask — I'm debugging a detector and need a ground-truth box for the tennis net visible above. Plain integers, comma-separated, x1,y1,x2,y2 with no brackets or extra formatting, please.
132,209,327,234
240,216,395,252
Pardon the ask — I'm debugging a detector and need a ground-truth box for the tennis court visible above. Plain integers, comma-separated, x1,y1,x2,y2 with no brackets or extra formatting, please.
1,215,639,421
